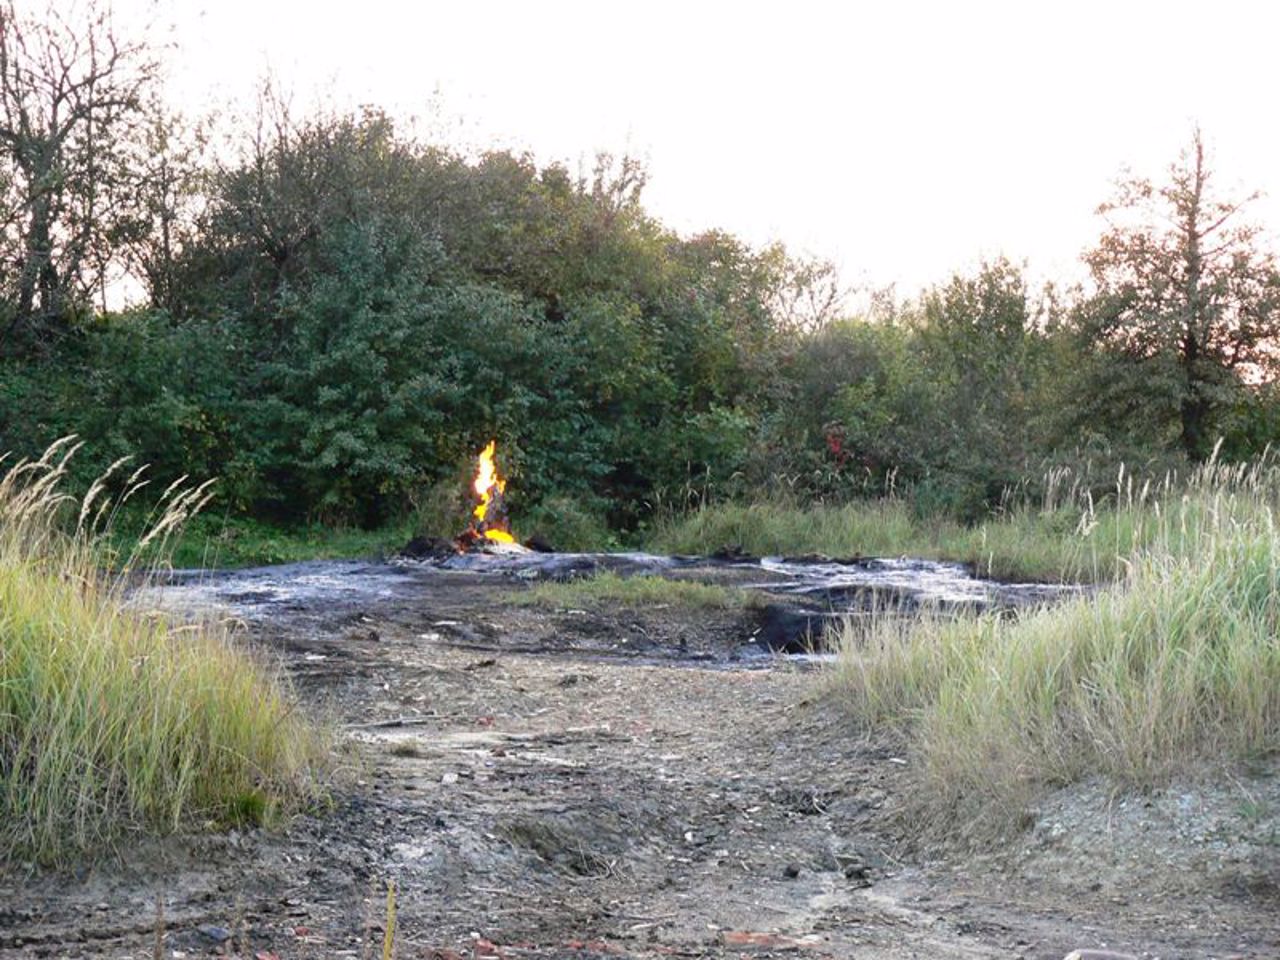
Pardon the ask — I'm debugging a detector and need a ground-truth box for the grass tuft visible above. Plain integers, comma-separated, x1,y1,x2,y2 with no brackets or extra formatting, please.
0,440,327,863
510,571,753,610
827,456,1280,842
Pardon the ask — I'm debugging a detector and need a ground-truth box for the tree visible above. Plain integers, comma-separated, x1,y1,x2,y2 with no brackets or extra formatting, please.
117,109,206,314
0,0,160,350
176,96,445,337
916,260,1040,465
761,245,845,335
1079,131,1280,460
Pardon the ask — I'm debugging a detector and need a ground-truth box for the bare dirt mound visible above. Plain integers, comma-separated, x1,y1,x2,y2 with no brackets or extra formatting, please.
1,559,1275,959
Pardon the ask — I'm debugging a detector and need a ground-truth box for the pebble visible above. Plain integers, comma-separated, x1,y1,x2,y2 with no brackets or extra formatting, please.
1062,950,1137,960
196,924,232,943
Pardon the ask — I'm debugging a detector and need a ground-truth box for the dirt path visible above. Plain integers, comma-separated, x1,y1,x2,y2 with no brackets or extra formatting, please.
1,562,1275,959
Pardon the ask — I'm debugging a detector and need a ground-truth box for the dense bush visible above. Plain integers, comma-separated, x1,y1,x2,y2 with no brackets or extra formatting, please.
0,106,808,533
0,74,1277,541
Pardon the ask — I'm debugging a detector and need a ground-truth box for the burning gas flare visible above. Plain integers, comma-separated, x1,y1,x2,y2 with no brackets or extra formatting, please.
471,440,515,544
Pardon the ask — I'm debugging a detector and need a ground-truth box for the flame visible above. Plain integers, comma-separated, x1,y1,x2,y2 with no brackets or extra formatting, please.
472,440,515,544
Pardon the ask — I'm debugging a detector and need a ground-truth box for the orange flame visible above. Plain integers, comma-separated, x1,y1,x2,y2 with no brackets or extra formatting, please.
472,440,515,544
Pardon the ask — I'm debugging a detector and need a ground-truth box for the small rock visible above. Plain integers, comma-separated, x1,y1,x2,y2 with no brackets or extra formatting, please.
723,931,822,950
442,771,459,785
783,862,802,879
400,535,458,560
196,924,232,943
843,862,869,882
1062,951,1137,960
525,534,555,553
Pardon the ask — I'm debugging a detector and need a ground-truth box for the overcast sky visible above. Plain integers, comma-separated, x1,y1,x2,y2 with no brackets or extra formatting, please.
130,0,1280,298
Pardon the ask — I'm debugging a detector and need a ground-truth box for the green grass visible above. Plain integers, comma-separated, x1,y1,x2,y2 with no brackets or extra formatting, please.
827,457,1280,842
105,512,417,569
644,480,1173,584
112,491,621,570
510,570,754,610
0,440,328,863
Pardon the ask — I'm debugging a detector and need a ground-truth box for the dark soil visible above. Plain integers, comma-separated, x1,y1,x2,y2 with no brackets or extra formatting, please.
0,558,1275,959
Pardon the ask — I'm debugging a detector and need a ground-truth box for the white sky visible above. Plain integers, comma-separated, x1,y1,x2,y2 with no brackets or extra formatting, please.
131,0,1280,298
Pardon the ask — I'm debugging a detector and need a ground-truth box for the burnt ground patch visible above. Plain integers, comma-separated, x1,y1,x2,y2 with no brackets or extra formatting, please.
2,560,1276,959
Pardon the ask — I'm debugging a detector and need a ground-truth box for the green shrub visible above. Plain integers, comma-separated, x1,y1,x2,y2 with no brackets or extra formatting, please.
517,496,617,552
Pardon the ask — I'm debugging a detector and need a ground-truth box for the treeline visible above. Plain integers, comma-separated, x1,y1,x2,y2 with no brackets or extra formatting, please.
1,3,1279,537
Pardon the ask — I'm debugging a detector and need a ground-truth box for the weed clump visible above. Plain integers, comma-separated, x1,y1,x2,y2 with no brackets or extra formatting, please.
511,570,752,610
829,456,1280,842
0,438,327,863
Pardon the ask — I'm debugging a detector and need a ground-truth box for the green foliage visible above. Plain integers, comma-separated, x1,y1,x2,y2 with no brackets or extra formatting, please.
95,105,783,531
1,81,1278,552
750,259,1081,520
1074,131,1280,461
517,496,617,552
146,514,416,569
0,312,243,500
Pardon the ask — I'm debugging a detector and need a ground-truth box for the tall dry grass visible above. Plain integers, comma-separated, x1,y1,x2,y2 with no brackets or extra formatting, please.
829,454,1280,841
0,438,327,863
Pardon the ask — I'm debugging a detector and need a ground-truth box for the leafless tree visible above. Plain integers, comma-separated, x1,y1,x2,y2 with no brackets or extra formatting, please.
766,247,846,334
0,0,160,349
